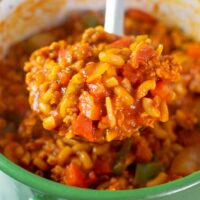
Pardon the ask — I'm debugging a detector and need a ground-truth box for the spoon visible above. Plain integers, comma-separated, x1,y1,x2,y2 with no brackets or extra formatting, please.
104,0,124,35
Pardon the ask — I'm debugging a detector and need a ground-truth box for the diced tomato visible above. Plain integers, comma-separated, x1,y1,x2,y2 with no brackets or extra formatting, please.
131,43,154,68
127,9,156,24
72,113,94,142
151,81,174,101
110,38,134,48
87,82,107,99
63,163,88,188
79,91,102,120
58,71,71,86
186,43,200,59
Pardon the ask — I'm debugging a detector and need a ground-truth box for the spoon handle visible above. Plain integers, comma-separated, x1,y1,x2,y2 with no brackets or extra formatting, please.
104,0,124,35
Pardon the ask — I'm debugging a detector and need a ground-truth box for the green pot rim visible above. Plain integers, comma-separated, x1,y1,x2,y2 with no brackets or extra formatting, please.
0,153,200,200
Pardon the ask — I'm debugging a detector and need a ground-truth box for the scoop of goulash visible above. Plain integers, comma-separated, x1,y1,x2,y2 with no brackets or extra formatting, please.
25,26,181,143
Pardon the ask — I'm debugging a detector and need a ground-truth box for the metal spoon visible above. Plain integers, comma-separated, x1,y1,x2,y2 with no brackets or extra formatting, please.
104,0,124,35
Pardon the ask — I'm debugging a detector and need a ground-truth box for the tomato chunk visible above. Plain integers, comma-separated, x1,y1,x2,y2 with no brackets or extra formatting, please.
87,82,107,99
131,43,154,68
63,163,88,188
73,113,94,141
110,38,134,48
151,81,175,101
58,71,71,86
79,91,102,120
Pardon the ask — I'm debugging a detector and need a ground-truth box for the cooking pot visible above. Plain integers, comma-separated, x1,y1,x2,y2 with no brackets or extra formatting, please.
1,0,200,199
1,154,200,200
